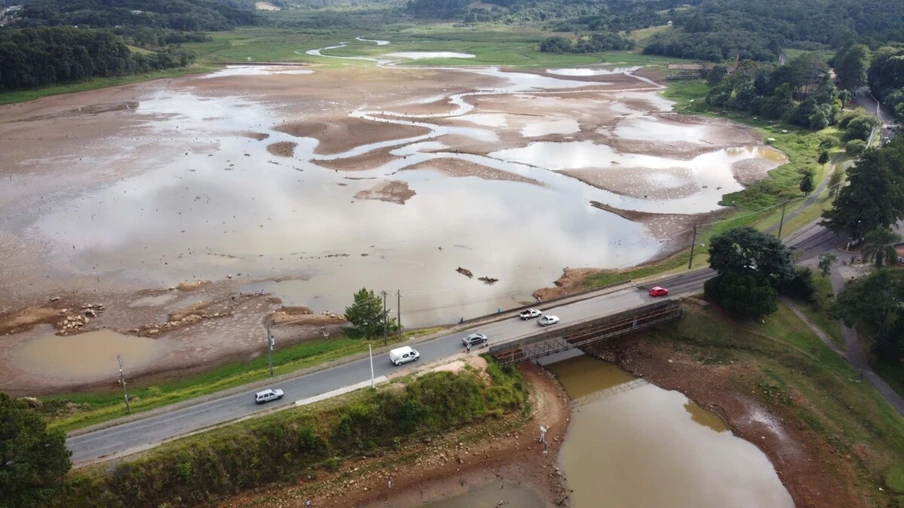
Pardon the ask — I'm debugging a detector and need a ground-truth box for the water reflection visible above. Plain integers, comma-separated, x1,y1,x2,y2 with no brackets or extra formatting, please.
547,356,794,508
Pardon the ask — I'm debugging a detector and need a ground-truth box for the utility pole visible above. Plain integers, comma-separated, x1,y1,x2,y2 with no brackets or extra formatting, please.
776,200,788,239
396,290,402,343
267,323,274,377
369,343,375,389
381,291,388,346
117,354,131,414
687,224,698,270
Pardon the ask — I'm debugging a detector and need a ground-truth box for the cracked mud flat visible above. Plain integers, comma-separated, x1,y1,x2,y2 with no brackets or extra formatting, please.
0,61,784,393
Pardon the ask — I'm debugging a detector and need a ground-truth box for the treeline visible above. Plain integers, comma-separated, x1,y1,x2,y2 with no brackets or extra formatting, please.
0,27,194,91
407,0,680,25
540,32,635,53
833,42,904,121
643,0,904,62
12,0,257,32
705,53,843,130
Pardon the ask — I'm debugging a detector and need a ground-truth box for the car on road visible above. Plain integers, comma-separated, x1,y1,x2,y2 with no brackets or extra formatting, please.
519,308,542,320
389,346,420,366
538,315,560,326
254,388,284,404
648,287,669,297
462,333,488,347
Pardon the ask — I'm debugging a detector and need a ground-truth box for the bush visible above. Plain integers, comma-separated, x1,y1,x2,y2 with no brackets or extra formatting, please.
704,273,778,320
846,139,867,156
778,268,817,303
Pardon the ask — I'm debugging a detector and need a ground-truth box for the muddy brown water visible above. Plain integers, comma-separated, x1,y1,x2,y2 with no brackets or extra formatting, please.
10,329,163,381
546,355,794,508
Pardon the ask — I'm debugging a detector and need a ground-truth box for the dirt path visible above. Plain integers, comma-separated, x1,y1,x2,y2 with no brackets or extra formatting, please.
220,362,572,507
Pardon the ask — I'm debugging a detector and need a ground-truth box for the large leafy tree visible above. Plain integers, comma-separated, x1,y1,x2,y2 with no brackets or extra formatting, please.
822,139,904,239
704,272,778,320
705,227,794,320
707,227,794,286
832,269,904,358
834,43,871,91
860,226,902,266
0,393,71,507
344,288,395,339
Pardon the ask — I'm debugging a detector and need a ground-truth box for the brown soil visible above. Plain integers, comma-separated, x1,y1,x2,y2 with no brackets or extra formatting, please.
315,147,400,171
584,320,861,508
405,158,544,185
267,306,347,326
241,132,270,141
266,141,297,157
219,362,572,508
276,118,431,155
354,181,416,205
532,268,603,301
567,167,697,200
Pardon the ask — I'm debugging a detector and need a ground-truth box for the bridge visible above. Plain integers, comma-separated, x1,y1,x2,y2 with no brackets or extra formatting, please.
489,300,684,365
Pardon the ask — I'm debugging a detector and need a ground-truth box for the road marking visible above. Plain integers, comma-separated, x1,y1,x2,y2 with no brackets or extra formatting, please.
294,376,388,406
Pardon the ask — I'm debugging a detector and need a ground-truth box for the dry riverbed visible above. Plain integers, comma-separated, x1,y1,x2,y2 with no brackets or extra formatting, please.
1,62,784,394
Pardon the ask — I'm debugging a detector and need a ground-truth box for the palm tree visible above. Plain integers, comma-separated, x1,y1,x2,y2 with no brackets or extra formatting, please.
860,226,902,267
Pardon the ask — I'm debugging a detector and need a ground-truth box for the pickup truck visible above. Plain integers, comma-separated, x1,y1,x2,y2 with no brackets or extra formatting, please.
254,388,284,404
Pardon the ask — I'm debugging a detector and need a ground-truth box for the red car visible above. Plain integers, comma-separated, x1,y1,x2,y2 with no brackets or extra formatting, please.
648,287,669,297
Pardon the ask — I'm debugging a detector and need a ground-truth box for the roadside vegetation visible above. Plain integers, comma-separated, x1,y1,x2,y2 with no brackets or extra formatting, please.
46,364,528,508
41,325,444,433
643,302,904,505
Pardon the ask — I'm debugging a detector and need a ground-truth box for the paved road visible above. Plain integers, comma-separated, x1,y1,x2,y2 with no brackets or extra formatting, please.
66,269,714,464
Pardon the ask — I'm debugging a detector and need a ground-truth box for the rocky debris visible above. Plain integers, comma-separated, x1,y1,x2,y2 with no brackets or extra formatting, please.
49,296,61,302
268,306,347,326
175,280,211,292
478,276,499,285
134,310,233,337
17,396,43,408
456,267,474,278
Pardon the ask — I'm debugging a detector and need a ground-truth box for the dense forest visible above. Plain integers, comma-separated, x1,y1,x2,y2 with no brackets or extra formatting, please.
12,0,257,31
831,42,904,121
0,27,195,90
0,0,257,91
704,54,841,128
643,0,904,62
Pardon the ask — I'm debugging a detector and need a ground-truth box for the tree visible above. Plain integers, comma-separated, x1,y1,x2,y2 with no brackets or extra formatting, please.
822,145,904,239
827,168,844,198
831,269,904,349
799,169,815,195
860,226,902,266
818,253,837,277
344,288,395,339
817,150,830,165
708,227,794,286
0,393,71,507
704,272,778,320
843,115,882,141
834,43,871,91
845,139,867,157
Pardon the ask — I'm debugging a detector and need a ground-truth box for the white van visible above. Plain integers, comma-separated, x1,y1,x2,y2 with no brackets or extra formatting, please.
389,346,420,366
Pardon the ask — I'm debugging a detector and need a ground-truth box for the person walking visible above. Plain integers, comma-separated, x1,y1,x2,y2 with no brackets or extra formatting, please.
466,343,471,354
539,425,548,443
388,476,393,488
305,500,312,508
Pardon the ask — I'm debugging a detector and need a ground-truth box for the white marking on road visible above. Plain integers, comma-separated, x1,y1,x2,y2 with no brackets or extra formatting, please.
294,376,388,406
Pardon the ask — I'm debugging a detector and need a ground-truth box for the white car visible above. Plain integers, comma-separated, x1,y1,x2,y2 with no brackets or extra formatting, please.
519,308,542,320
254,388,284,404
538,315,560,326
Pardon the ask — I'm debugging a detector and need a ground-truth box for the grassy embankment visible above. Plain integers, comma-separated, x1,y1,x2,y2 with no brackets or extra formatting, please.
645,302,904,505
43,327,444,433
50,363,528,508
